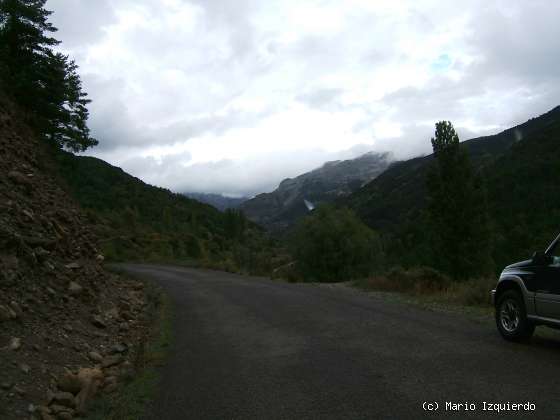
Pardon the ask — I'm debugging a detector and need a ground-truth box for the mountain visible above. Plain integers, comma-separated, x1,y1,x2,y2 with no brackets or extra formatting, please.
53,150,276,274
342,105,560,269
240,152,392,231
184,192,248,211
345,106,560,233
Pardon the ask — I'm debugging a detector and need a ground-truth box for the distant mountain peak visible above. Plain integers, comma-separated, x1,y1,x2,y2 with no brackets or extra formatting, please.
240,151,393,230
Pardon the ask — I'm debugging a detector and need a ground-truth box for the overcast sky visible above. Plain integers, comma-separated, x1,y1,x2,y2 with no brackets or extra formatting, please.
46,0,560,197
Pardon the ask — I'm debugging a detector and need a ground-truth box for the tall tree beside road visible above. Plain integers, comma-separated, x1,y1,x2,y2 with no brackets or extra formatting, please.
426,121,493,279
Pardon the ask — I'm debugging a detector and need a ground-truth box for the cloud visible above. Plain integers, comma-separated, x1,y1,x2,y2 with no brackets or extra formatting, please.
119,143,381,197
45,0,560,196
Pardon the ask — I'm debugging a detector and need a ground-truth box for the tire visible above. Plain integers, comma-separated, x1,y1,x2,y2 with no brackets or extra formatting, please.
495,290,535,342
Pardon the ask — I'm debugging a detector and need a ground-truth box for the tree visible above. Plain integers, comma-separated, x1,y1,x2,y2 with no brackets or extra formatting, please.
292,205,382,282
426,121,493,279
0,0,97,151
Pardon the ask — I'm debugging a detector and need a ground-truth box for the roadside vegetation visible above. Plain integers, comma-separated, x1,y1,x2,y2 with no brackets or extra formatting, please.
54,150,280,276
87,278,172,420
353,268,495,309
283,119,559,309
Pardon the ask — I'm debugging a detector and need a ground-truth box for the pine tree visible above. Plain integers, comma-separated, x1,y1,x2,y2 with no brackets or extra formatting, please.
427,121,493,279
0,0,97,151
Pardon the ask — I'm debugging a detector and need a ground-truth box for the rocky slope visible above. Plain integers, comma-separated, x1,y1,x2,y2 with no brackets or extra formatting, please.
0,97,150,419
240,152,392,231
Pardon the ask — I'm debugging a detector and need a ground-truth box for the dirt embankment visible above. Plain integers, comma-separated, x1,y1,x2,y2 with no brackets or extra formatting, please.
0,98,151,419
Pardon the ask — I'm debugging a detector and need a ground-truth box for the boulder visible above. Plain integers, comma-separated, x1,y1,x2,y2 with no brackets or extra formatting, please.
9,337,21,351
88,351,103,363
57,373,82,395
110,343,128,354
51,392,75,409
19,363,30,374
9,301,22,318
75,368,104,415
101,355,123,369
0,305,12,321
67,281,83,296
91,315,106,329
64,262,81,270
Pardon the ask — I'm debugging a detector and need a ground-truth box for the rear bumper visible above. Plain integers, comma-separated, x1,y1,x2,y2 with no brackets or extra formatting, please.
490,289,496,306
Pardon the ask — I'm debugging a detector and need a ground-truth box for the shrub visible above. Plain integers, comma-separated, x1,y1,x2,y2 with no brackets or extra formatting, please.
361,266,451,294
291,205,382,282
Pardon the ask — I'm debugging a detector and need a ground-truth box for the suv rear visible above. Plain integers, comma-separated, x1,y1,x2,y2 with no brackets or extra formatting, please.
492,232,560,341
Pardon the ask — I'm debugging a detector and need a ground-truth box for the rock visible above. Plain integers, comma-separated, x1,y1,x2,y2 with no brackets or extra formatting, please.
75,368,103,415
13,385,25,395
103,376,118,386
9,337,21,351
88,351,103,363
37,405,55,420
58,412,74,420
49,404,75,419
57,373,82,395
22,209,34,220
101,355,123,369
19,363,31,374
51,392,75,409
95,254,105,263
105,307,119,319
132,282,144,291
9,301,22,318
0,305,12,321
27,403,36,413
67,281,83,296
0,382,13,390
77,367,104,386
110,343,128,354
34,247,50,261
8,170,31,187
91,315,106,329
64,262,81,270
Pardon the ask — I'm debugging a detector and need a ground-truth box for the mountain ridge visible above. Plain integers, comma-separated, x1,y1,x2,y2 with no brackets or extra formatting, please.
240,151,393,230
344,105,560,232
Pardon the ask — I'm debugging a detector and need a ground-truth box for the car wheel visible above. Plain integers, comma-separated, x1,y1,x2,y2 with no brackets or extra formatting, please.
495,290,535,342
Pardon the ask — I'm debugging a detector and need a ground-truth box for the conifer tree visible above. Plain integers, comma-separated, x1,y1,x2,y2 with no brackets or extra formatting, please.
0,0,97,151
426,121,493,279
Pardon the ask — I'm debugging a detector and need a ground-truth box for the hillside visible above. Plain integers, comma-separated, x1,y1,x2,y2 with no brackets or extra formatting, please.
345,106,560,233
0,97,150,419
343,105,560,270
487,114,560,268
53,152,277,274
240,152,392,231
183,192,248,211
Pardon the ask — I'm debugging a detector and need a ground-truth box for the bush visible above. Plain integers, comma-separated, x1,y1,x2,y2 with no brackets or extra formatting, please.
357,266,494,307
361,266,451,294
443,277,495,306
291,205,382,282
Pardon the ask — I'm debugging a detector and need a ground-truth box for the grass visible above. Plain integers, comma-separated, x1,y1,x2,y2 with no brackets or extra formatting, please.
87,279,173,420
352,267,496,321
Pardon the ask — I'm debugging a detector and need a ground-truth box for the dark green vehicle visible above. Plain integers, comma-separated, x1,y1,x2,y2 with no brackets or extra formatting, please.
492,233,560,341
